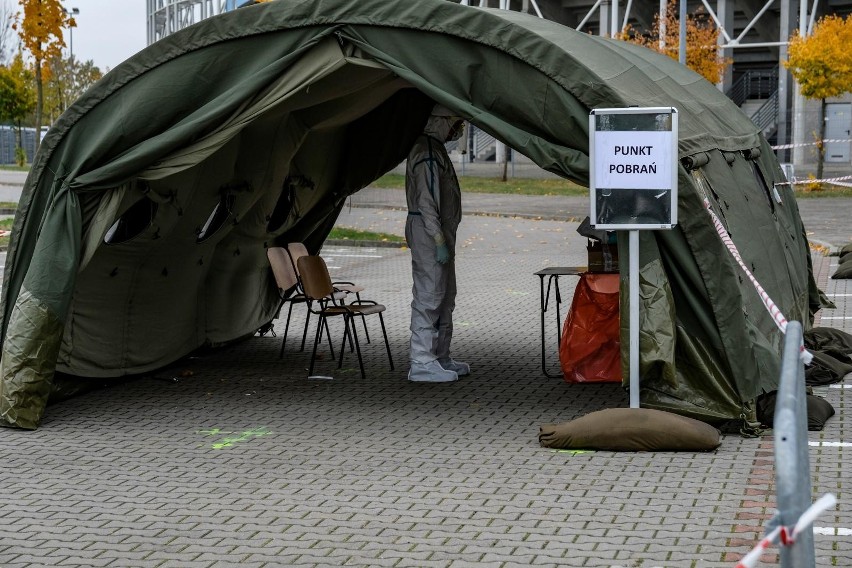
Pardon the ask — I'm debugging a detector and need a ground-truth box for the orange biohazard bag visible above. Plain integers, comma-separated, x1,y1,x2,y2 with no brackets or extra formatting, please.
559,273,622,383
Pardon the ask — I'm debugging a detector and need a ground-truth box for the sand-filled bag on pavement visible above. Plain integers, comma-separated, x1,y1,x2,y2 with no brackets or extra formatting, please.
539,408,721,451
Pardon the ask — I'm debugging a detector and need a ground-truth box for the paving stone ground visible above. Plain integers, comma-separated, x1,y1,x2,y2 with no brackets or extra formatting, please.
0,189,850,567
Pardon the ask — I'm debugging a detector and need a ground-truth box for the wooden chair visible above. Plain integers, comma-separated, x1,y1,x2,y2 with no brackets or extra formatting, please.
287,242,370,343
266,247,336,359
297,255,394,379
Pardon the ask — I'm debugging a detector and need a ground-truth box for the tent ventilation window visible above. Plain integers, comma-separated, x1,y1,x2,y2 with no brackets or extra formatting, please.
197,194,236,243
266,179,296,233
104,197,158,245
748,159,775,212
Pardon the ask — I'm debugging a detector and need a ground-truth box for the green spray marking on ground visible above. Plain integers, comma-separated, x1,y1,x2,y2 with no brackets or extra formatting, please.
197,427,271,449
551,449,595,455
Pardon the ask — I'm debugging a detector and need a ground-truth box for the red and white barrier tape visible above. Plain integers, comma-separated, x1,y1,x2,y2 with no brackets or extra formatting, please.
736,494,837,568
771,138,851,150
776,174,852,186
703,198,813,364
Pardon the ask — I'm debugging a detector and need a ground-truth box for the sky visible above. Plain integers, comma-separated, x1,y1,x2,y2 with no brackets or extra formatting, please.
60,0,148,72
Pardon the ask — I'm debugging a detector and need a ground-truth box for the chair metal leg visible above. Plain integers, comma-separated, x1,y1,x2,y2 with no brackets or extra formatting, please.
339,316,355,356
378,312,394,370
279,301,295,358
360,314,371,344
323,315,335,359
348,316,366,380
300,305,312,351
308,313,324,377
352,293,371,343
338,315,350,370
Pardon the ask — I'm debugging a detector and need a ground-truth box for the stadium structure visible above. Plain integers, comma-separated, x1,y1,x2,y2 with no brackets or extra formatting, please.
146,0,852,177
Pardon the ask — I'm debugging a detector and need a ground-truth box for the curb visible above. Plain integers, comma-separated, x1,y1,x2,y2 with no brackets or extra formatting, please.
347,203,584,222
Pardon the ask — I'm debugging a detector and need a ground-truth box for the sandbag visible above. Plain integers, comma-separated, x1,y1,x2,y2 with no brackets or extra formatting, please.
839,243,852,256
539,407,721,451
804,327,852,385
559,273,621,383
830,265,852,279
833,254,852,279
805,327,852,357
756,391,836,431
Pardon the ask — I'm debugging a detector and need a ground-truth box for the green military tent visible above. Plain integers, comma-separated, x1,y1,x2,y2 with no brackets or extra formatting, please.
0,0,820,429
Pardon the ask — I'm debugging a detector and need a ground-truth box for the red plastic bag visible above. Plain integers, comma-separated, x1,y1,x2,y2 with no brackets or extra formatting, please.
559,273,622,383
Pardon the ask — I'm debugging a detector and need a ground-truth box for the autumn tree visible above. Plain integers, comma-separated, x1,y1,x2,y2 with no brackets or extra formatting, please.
784,14,852,180
13,0,74,154
620,1,731,84
0,53,35,163
0,0,14,64
43,55,102,123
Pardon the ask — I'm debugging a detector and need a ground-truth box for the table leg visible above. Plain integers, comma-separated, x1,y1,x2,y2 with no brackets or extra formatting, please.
540,274,562,378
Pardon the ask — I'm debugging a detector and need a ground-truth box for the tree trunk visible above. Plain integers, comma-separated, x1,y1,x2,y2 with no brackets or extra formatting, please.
816,98,826,182
501,144,510,182
35,56,42,155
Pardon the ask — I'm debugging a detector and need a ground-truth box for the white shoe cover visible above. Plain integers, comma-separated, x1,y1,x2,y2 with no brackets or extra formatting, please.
439,359,470,376
408,360,458,383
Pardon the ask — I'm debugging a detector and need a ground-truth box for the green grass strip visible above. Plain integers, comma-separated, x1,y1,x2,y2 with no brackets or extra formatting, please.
328,227,405,243
371,173,587,196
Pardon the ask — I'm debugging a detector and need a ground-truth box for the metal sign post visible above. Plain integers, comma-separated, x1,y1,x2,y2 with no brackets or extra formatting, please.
628,229,640,408
589,107,678,408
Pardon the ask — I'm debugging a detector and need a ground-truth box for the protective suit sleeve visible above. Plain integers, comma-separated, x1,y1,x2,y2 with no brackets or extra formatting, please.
409,151,446,246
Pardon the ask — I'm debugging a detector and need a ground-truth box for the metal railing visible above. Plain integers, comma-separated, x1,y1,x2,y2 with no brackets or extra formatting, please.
750,90,779,135
727,67,779,107
474,130,496,159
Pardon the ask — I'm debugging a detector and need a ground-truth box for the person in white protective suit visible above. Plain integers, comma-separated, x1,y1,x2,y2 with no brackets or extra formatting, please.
405,104,470,383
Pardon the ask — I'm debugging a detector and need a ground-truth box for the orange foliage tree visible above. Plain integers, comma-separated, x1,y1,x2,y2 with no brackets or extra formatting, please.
620,1,731,84
784,15,852,180
13,0,74,153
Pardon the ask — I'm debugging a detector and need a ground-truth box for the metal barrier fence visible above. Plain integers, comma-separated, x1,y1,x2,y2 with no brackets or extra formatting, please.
774,321,816,567
738,322,837,568
0,126,38,165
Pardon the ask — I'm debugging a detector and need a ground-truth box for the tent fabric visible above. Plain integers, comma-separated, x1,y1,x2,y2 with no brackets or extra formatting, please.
0,0,818,429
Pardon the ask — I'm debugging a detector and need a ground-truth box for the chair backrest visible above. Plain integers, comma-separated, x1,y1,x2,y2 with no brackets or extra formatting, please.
297,255,335,301
267,247,298,291
287,242,310,276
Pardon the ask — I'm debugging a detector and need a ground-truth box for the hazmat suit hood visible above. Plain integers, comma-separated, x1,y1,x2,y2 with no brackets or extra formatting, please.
424,115,459,142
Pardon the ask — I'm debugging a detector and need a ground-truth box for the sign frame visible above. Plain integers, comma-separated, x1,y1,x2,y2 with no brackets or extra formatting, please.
589,107,679,230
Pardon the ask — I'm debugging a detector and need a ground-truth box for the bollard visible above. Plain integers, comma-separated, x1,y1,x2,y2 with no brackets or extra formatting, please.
773,321,816,568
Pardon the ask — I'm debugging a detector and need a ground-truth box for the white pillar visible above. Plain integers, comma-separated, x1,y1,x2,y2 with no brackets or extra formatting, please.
791,0,808,168
600,0,611,36
495,140,506,163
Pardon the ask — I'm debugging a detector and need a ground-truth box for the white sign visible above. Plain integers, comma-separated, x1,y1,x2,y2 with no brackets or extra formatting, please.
589,107,678,230
594,131,673,190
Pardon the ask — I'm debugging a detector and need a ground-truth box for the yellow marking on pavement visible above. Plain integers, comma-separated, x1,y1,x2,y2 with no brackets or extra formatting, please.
197,427,271,449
